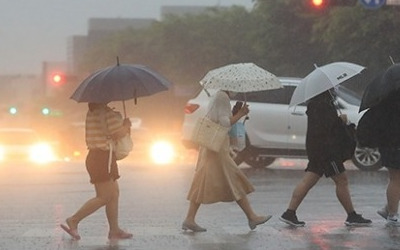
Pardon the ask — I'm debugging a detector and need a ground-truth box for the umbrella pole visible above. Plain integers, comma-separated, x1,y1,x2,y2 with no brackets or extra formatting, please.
122,100,127,119
389,56,395,65
244,93,249,122
329,90,342,116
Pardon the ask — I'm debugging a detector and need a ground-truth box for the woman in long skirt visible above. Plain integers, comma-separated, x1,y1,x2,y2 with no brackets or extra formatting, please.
182,90,271,232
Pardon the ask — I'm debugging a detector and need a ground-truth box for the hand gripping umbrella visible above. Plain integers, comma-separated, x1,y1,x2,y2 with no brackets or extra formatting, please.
70,58,172,117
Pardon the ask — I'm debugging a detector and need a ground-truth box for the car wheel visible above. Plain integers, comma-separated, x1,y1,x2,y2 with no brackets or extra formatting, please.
233,146,276,168
351,146,382,171
244,155,276,169
234,134,276,168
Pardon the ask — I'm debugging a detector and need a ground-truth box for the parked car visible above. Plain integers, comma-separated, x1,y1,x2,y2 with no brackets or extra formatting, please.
0,128,57,164
181,77,382,171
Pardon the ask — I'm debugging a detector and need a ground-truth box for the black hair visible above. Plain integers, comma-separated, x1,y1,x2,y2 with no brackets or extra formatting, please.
88,103,105,112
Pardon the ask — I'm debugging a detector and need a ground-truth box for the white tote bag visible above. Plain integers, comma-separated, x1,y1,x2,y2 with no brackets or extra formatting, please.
100,108,133,161
191,116,229,152
112,134,133,160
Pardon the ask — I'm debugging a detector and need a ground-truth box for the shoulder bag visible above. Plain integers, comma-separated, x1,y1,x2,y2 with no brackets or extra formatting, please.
191,116,229,152
101,108,133,160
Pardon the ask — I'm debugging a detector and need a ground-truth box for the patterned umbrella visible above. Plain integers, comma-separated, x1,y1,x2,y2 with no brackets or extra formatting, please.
200,63,282,92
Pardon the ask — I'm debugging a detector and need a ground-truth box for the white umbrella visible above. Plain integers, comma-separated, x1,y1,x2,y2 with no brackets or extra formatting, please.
200,62,282,92
289,62,365,107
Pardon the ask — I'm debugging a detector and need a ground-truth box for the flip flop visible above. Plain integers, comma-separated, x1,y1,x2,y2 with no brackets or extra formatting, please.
60,224,81,240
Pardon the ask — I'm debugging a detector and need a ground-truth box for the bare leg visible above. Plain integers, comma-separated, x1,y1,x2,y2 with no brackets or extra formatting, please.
182,201,206,232
105,180,120,234
184,201,201,224
387,169,400,215
331,172,354,214
237,196,272,229
236,196,260,221
66,179,115,230
288,171,320,211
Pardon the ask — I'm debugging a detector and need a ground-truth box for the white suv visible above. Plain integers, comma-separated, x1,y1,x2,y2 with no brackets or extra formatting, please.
181,77,382,171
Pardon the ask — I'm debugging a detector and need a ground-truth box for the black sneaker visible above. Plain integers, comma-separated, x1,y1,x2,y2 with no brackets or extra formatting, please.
345,213,372,226
279,211,305,227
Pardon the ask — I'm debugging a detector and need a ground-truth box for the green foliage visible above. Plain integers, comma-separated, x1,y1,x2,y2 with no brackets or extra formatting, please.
79,2,400,94
313,5,400,72
252,0,326,76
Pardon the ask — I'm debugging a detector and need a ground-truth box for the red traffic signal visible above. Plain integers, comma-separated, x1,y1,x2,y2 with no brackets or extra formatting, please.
308,0,357,10
310,0,329,9
49,72,66,86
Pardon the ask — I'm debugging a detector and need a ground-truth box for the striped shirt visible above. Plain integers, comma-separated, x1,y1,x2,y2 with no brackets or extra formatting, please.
85,106,123,150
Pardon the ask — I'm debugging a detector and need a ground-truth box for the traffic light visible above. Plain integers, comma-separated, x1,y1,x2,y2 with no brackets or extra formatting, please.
311,0,328,9
307,0,357,11
50,72,66,86
8,106,17,115
41,107,51,116
42,61,68,97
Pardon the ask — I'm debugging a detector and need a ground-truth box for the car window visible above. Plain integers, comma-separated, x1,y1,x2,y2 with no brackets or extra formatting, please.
233,86,296,104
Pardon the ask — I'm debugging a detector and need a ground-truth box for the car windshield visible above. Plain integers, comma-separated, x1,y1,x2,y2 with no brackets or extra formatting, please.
0,131,39,145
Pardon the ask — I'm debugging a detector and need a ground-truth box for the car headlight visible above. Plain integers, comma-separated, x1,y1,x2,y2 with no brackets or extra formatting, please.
150,140,175,165
29,143,56,164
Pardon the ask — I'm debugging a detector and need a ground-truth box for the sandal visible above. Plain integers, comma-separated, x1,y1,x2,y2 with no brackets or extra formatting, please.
60,224,81,240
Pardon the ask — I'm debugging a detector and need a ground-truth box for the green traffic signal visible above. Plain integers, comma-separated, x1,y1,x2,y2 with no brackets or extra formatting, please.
9,107,17,115
41,107,50,115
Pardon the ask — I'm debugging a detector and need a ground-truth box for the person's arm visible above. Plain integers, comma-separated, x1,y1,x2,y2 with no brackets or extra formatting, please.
106,110,131,139
230,104,249,125
111,118,131,139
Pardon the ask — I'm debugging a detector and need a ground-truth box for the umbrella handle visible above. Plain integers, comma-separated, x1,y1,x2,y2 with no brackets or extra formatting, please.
244,99,249,121
389,56,395,65
122,100,127,119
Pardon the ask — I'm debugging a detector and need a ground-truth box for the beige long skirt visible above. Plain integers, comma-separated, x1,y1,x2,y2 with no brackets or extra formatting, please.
186,137,255,204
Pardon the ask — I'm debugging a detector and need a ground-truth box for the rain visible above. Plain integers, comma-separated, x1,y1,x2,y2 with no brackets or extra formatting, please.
0,0,400,249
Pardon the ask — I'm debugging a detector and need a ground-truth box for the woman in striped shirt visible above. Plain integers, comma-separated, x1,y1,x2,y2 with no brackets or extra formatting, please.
61,103,132,240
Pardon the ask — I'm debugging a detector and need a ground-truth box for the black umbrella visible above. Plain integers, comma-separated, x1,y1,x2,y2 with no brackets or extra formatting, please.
70,59,172,116
359,63,400,112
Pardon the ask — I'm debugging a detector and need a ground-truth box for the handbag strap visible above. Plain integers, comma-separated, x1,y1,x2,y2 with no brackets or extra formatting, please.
205,91,225,122
99,108,112,138
99,108,113,171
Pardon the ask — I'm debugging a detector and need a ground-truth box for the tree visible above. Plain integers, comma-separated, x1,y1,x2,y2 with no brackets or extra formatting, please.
312,5,400,72
252,0,327,76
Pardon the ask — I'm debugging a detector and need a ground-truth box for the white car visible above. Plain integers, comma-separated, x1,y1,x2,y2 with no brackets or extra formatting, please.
0,128,57,164
181,77,382,171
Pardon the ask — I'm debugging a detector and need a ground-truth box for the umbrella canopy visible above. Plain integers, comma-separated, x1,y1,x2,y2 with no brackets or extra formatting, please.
200,63,282,92
359,63,400,112
289,62,365,107
70,63,171,104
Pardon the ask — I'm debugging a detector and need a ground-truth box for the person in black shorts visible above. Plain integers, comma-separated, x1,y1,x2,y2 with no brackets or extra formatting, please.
279,90,371,227
60,103,133,240
375,90,400,226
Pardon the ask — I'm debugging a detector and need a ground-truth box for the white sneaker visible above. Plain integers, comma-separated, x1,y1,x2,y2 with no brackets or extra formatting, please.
386,214,400,227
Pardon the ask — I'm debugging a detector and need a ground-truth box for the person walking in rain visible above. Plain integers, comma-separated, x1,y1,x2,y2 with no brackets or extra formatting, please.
182,90,271,232
371,91,400,226
279,90,371,227
60,103,133,240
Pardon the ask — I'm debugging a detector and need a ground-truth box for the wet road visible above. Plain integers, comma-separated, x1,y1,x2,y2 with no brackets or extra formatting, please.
0,159,398,250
